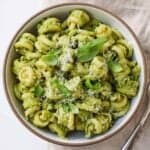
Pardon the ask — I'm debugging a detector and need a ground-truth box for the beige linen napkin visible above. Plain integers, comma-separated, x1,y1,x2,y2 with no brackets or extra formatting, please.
39,0,150,150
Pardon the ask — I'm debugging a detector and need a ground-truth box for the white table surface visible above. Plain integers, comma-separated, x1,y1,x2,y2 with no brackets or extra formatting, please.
0,0,48,150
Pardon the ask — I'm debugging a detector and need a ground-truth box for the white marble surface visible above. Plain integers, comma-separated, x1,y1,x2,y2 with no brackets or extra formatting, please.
0,0,47,150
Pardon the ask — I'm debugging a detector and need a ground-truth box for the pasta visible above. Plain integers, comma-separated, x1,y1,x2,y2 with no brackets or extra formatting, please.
35,35,55,53
15,33,36,55
12,9,140,138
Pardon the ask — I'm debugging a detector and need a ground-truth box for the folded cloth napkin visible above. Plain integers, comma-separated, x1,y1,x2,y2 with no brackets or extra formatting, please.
39,0,150,150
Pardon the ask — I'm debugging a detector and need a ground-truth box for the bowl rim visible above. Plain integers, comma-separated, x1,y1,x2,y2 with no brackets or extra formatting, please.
3,2,147,146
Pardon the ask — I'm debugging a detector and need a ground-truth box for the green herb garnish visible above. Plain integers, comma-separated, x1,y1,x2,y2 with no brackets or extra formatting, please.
34,84,44,97
85,79,101,90
42,51,60,66
77,37,107,62
108,60,123,73
62,102,79,114
52,79,71,97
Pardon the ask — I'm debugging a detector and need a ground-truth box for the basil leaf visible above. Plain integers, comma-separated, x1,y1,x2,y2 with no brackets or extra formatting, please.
42,51,60,66
85,79,101,90
62,103,79,114
62,103,70,112
85,79,94,89
34,84,44,97
52,79,71,97
108,61,123,73
77,37,107,62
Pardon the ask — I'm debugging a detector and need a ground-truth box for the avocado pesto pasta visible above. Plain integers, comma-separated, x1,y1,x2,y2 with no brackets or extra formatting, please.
12,9,140,138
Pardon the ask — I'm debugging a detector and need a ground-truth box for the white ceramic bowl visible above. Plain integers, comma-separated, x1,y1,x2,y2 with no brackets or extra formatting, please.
3,3,146,146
